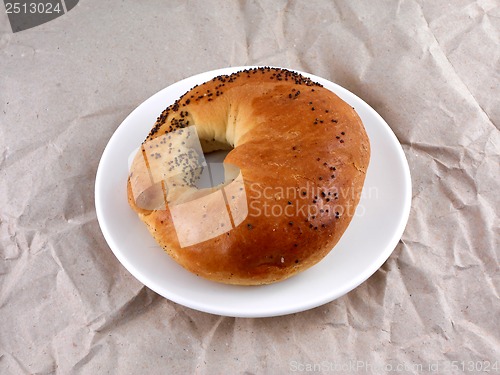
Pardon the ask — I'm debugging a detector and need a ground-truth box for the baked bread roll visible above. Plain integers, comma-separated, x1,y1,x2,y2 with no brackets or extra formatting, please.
128,67,370,285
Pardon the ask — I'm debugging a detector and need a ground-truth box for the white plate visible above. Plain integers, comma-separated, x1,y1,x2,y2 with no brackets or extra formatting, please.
95,66,411,318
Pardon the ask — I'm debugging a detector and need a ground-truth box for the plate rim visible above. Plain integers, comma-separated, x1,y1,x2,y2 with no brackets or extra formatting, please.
95,65,412,317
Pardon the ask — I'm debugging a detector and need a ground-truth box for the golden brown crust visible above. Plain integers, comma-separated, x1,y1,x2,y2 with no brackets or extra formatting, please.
127,67,370,285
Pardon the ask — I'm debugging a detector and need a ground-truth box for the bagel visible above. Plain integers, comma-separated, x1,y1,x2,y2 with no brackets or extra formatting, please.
127,67,370,285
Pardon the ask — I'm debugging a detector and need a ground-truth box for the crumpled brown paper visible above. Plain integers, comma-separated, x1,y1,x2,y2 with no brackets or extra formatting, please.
0,0,498,373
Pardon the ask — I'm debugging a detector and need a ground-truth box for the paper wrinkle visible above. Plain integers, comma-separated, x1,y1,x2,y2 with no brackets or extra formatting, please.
1,353,33,374
0,247,26,305
78,104,133,121
49,287,161,372
392,266,429,330
71,344,104,373
445,318,500,363
415,0,500,131
195,316,230,369
89,286,160,335
425,2,485,42
49,245,89,307
330,1,376,60
425,41,496,131
0,148,7,171
299,3,375,78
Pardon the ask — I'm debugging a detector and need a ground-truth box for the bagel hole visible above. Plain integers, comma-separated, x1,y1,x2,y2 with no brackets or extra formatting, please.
194,149,234,190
